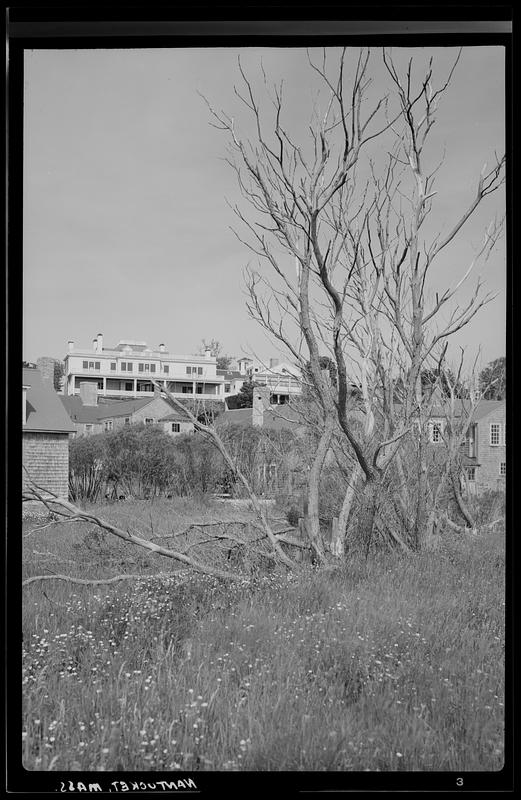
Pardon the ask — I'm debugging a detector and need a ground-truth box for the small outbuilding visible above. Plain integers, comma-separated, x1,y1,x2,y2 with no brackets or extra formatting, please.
23,367,76,498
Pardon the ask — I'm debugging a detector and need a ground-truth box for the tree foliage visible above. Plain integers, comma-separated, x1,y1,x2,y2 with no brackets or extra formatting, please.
233,378,261,408
479,357,505,400
53,360,65,392
198,338,233,371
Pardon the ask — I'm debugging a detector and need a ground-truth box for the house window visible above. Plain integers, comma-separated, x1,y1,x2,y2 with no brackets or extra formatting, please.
500,462,506,476
104,420,113,432
88,361,94,369
490,423,501,446
139,363,144,372
84,424,93,435
196,386,203,394
186,366,191,375
171,423,180,433
127,363,133,372
163,366,169,374
429,422,443,443
465,466,476,481
198,367,203,375
150,364,156,373
121,362,126,371
182,386,192,394
225,384,231,392
145,418,154,425
125,382,133,391
95,362,100,370
110,362,116,371
83,360,88,369
124,417,130,425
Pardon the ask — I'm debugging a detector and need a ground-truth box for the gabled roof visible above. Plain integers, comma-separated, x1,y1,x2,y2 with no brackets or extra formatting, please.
97,398,158,420
60,395,154,423
23,369,76,433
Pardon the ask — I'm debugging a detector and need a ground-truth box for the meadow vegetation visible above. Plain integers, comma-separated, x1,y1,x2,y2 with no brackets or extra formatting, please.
22,498,504,772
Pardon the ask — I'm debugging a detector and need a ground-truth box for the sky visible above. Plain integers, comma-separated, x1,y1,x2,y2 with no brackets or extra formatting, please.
23,46,506,371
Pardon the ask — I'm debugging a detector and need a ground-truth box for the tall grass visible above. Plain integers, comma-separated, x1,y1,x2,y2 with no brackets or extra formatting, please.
22,506,504,772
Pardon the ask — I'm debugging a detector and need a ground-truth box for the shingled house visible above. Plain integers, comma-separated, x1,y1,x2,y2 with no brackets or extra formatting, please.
60,382,194,437
22,367,76,498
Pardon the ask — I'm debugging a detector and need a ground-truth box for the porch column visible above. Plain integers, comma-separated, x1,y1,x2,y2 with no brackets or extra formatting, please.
103,377,107,396
192,380,196,396
133,378,137,398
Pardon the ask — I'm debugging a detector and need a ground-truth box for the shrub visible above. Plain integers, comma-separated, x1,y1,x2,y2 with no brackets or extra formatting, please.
69,434,107,502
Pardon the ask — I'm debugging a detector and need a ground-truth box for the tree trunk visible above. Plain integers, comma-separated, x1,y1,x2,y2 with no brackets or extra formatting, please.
414,460,430,550
451,470,476,529
332,463,362,557
307,414,335,562
359,477,380,555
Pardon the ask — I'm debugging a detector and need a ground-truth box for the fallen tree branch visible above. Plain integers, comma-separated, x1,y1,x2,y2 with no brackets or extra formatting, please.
22,483,245,582
23,573,190,588
151,522,311,550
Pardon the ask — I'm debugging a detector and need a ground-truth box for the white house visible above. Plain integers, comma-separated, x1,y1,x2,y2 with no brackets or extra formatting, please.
222,357,302,405
64,334,226,402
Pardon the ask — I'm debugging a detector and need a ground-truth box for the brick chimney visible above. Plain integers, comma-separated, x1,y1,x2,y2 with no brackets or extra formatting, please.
80,381,98,406
68,340,74,352
204,347,212,359
159,343,166,353
252,386,271,427
97,333,103,352
269,358,279,369
36,357,56,386
92,338,98,353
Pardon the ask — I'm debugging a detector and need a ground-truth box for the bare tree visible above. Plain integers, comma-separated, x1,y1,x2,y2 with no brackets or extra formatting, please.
203,47,504,553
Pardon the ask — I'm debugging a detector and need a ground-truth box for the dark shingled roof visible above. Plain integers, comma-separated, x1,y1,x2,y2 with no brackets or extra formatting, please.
217,369,243,379
60,395,153,423
215,405,301,431
96,398,157,420
23,369,76,433
158,411,193,422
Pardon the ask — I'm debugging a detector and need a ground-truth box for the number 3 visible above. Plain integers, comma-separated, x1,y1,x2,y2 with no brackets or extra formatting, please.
457,778,464,786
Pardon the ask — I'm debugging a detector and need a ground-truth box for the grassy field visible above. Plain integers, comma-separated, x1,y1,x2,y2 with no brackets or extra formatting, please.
22,499,505,772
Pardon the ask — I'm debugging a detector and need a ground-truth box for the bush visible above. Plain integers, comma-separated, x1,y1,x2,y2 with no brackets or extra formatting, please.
69,434,107,502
